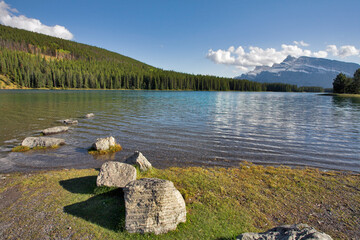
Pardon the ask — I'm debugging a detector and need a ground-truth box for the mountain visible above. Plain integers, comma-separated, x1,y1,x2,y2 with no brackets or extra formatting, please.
237,56,360,88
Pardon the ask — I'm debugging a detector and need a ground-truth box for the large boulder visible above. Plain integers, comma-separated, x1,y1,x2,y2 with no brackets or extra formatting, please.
41,126,69,135
21,137,65,148
124,151,152,172
237,224,333,240
123,178,186,235
96,162,136,188
92,136,116,151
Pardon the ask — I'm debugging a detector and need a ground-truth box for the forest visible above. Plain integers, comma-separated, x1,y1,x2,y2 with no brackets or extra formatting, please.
0,24,323,92
333,69,360,94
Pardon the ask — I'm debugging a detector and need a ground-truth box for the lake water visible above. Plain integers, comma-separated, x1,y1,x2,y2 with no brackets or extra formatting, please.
0,90,359,173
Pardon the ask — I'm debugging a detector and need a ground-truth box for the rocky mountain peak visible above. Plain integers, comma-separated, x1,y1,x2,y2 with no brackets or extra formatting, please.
236,56,360,88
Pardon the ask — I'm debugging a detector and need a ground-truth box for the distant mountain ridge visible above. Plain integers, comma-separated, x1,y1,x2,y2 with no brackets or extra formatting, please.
236,56,360,88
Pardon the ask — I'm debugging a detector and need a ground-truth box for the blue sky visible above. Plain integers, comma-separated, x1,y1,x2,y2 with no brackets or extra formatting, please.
1,0,360,77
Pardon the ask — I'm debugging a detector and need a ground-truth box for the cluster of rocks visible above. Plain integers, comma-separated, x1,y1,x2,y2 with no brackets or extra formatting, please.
15,113,335,238
237,224,333,240
96,152,186,235
18,113,95,150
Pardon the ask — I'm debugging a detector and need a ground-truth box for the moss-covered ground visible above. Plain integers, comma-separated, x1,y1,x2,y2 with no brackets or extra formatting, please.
0,163,359,239
11,145,60,152
88,144,123,155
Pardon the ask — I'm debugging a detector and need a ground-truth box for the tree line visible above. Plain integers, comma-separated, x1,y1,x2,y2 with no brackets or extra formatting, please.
0,24,323,92
333,69,360,94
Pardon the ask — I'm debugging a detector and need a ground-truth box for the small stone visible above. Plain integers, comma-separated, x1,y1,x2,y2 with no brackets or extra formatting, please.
92,136,116,151
123,178,186,235
96,162,136,188
41,126,69,135
236,224,333,240
124,151,152,172
60,119,78,125
85,113,95,118
21,137,65,148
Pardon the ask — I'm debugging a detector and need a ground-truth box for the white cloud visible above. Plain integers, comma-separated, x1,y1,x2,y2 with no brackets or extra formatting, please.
325,44,359,58
293,40,309,47
338,45,359,58
313,50,328,58
326,45,338,55
207,42,359,72
0,1,73,40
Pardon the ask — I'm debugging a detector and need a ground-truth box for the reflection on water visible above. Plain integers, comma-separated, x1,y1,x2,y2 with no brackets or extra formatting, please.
0,90,359,173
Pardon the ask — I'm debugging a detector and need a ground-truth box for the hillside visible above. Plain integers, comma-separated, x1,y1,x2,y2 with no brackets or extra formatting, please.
237,56,360,88
0,24,321,92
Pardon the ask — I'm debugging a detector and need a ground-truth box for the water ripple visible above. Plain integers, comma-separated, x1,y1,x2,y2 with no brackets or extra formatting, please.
0,90,359,173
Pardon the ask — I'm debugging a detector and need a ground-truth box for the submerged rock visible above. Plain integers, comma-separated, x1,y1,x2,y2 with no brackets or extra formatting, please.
41,126,69,135
96,162,136,188
124,151,152,172
21,137,65,148
85,113,95,118
92,136,116,151
60,119,78,125
123,178,186,235
236,224,333,240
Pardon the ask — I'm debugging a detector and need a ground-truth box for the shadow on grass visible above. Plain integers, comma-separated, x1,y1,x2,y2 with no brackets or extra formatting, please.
64,188,125,231
60,176,97,194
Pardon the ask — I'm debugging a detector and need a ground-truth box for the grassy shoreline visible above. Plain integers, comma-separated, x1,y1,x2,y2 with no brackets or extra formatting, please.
321,93,360,98
0,163,359,239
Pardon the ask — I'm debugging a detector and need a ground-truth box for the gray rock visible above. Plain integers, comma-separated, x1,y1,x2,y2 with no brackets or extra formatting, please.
92,136,116,151
123,178,186,235
236,224,333,240
21,137,65,148
41,126,69,135
124,151,152,172
96,162,136,188
60,119,78,125
85,113,95,118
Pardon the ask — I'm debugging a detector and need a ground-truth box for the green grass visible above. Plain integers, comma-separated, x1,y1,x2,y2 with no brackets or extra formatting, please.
88,144,123,155
0,164,359,239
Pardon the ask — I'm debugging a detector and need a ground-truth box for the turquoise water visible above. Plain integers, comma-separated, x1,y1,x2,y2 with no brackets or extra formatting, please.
0,90,359,173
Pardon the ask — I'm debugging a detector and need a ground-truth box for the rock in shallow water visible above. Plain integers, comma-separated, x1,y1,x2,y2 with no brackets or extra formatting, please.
92,136,116,151
85,113,95,118
41,126,69,135
123,178,186,235
124,151,152,172
60,119,78,125
21,137,65,148
236,224,333,240
96,162,136,188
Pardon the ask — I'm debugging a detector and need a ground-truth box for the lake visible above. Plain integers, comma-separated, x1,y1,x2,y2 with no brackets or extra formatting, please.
0,90,359,173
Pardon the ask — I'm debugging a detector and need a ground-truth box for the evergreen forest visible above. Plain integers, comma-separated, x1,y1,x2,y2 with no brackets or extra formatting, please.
333,69,360,94
0,24,323,92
